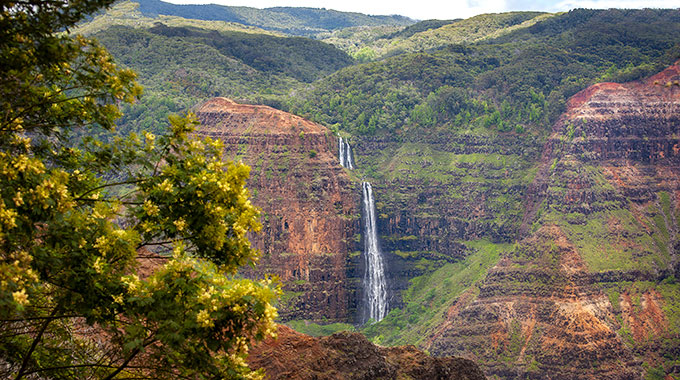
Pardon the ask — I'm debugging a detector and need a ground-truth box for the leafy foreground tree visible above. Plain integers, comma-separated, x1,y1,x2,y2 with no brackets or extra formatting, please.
0,1,278,379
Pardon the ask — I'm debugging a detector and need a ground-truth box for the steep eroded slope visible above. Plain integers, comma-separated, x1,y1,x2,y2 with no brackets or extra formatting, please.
427,63,680,379
195,98,361,323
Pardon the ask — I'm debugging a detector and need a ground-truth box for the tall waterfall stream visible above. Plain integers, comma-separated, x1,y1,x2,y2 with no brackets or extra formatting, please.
338,137,388,323
361,182,388,323
338,137,354,169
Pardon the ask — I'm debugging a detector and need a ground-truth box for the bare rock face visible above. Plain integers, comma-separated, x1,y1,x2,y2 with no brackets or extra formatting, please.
427,226,641,379
428,63,680,379
248,325,486,380
194,98,361,322
522,62,680,229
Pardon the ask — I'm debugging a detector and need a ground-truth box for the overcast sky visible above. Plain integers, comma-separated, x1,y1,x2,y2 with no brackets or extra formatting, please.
165,0,680,20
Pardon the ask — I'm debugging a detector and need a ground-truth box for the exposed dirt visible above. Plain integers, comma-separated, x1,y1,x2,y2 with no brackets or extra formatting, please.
427,226,641,379
620,290,668,343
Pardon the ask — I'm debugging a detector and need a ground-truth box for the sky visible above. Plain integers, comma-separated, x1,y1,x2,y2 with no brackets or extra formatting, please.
165,0,680,20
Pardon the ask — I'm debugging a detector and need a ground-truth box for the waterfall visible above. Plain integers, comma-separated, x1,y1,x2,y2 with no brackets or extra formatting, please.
338,137,354,169
362,182,388,323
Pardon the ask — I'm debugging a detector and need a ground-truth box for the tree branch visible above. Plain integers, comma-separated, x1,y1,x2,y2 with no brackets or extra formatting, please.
14,304,62,380
76,179,146,199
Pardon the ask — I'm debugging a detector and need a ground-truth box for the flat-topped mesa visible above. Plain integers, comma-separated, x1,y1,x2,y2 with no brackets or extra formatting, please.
194,98,361,323
548,62,680,210
195,97,327,135
566,62,680,116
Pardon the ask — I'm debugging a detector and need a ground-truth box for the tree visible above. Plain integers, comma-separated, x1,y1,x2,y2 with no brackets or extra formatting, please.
0,1,278,379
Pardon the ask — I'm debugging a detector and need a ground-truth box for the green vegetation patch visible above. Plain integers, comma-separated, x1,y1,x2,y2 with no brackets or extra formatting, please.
286,320,356,337
362,240,510,346
549,208,668,273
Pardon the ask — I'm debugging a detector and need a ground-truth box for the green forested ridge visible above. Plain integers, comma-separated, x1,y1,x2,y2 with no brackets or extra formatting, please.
144,23,353,82
319,12,552,60
74,0,283,36
94,22,351,135
291,8,680,138
384,19,460,39
134,0,414,35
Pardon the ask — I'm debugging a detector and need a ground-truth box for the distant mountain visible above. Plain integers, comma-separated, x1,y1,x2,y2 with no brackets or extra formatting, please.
319,11,552,60
134,0,415,35
384,18,460,39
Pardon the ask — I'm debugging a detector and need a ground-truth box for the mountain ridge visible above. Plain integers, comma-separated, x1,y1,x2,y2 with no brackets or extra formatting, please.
134,0,415,35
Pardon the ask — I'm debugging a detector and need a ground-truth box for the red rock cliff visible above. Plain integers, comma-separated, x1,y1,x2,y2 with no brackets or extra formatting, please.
429,63,680,379
194,98,360,323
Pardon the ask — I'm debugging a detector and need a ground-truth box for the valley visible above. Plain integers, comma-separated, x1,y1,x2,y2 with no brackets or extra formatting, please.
9,0,680,378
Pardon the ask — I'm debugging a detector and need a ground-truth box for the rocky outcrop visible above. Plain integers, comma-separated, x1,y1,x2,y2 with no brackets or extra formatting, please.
427,226,641,379
248,325,486,380
194,98,361,322
522,62,680,227
429,63,680,379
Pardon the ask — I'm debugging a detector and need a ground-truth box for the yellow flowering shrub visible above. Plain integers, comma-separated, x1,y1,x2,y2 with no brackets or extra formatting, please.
0,1,278,379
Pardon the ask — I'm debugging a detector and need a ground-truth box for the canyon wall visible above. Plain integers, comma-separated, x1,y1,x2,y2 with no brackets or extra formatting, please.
194,98,361,322
426,63,680,378
192,63,680,378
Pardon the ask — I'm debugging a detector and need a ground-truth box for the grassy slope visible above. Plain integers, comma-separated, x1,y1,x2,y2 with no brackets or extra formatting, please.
363,240,511,347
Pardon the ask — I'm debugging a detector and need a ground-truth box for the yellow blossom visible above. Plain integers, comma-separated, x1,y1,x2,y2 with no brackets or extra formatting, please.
173,218,187,232
93,257,104,273
12,289,29,306
143,131,155,149
94,236,109,255
112,294,124,304
12,191,23,206
121,275,140,292
157,179,173,193
196,309,213,327
143,200,159,217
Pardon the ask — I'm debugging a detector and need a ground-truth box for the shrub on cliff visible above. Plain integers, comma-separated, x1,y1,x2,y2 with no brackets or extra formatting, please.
0,1,278,379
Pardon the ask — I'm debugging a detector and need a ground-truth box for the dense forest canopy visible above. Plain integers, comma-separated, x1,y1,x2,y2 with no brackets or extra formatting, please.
134,0,415,35
288,8,680,138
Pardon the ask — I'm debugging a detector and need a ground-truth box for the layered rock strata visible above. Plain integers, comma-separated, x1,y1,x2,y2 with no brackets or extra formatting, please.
353,133,540,308
427,63,680,379
428,226,641,379
194,98,360,322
